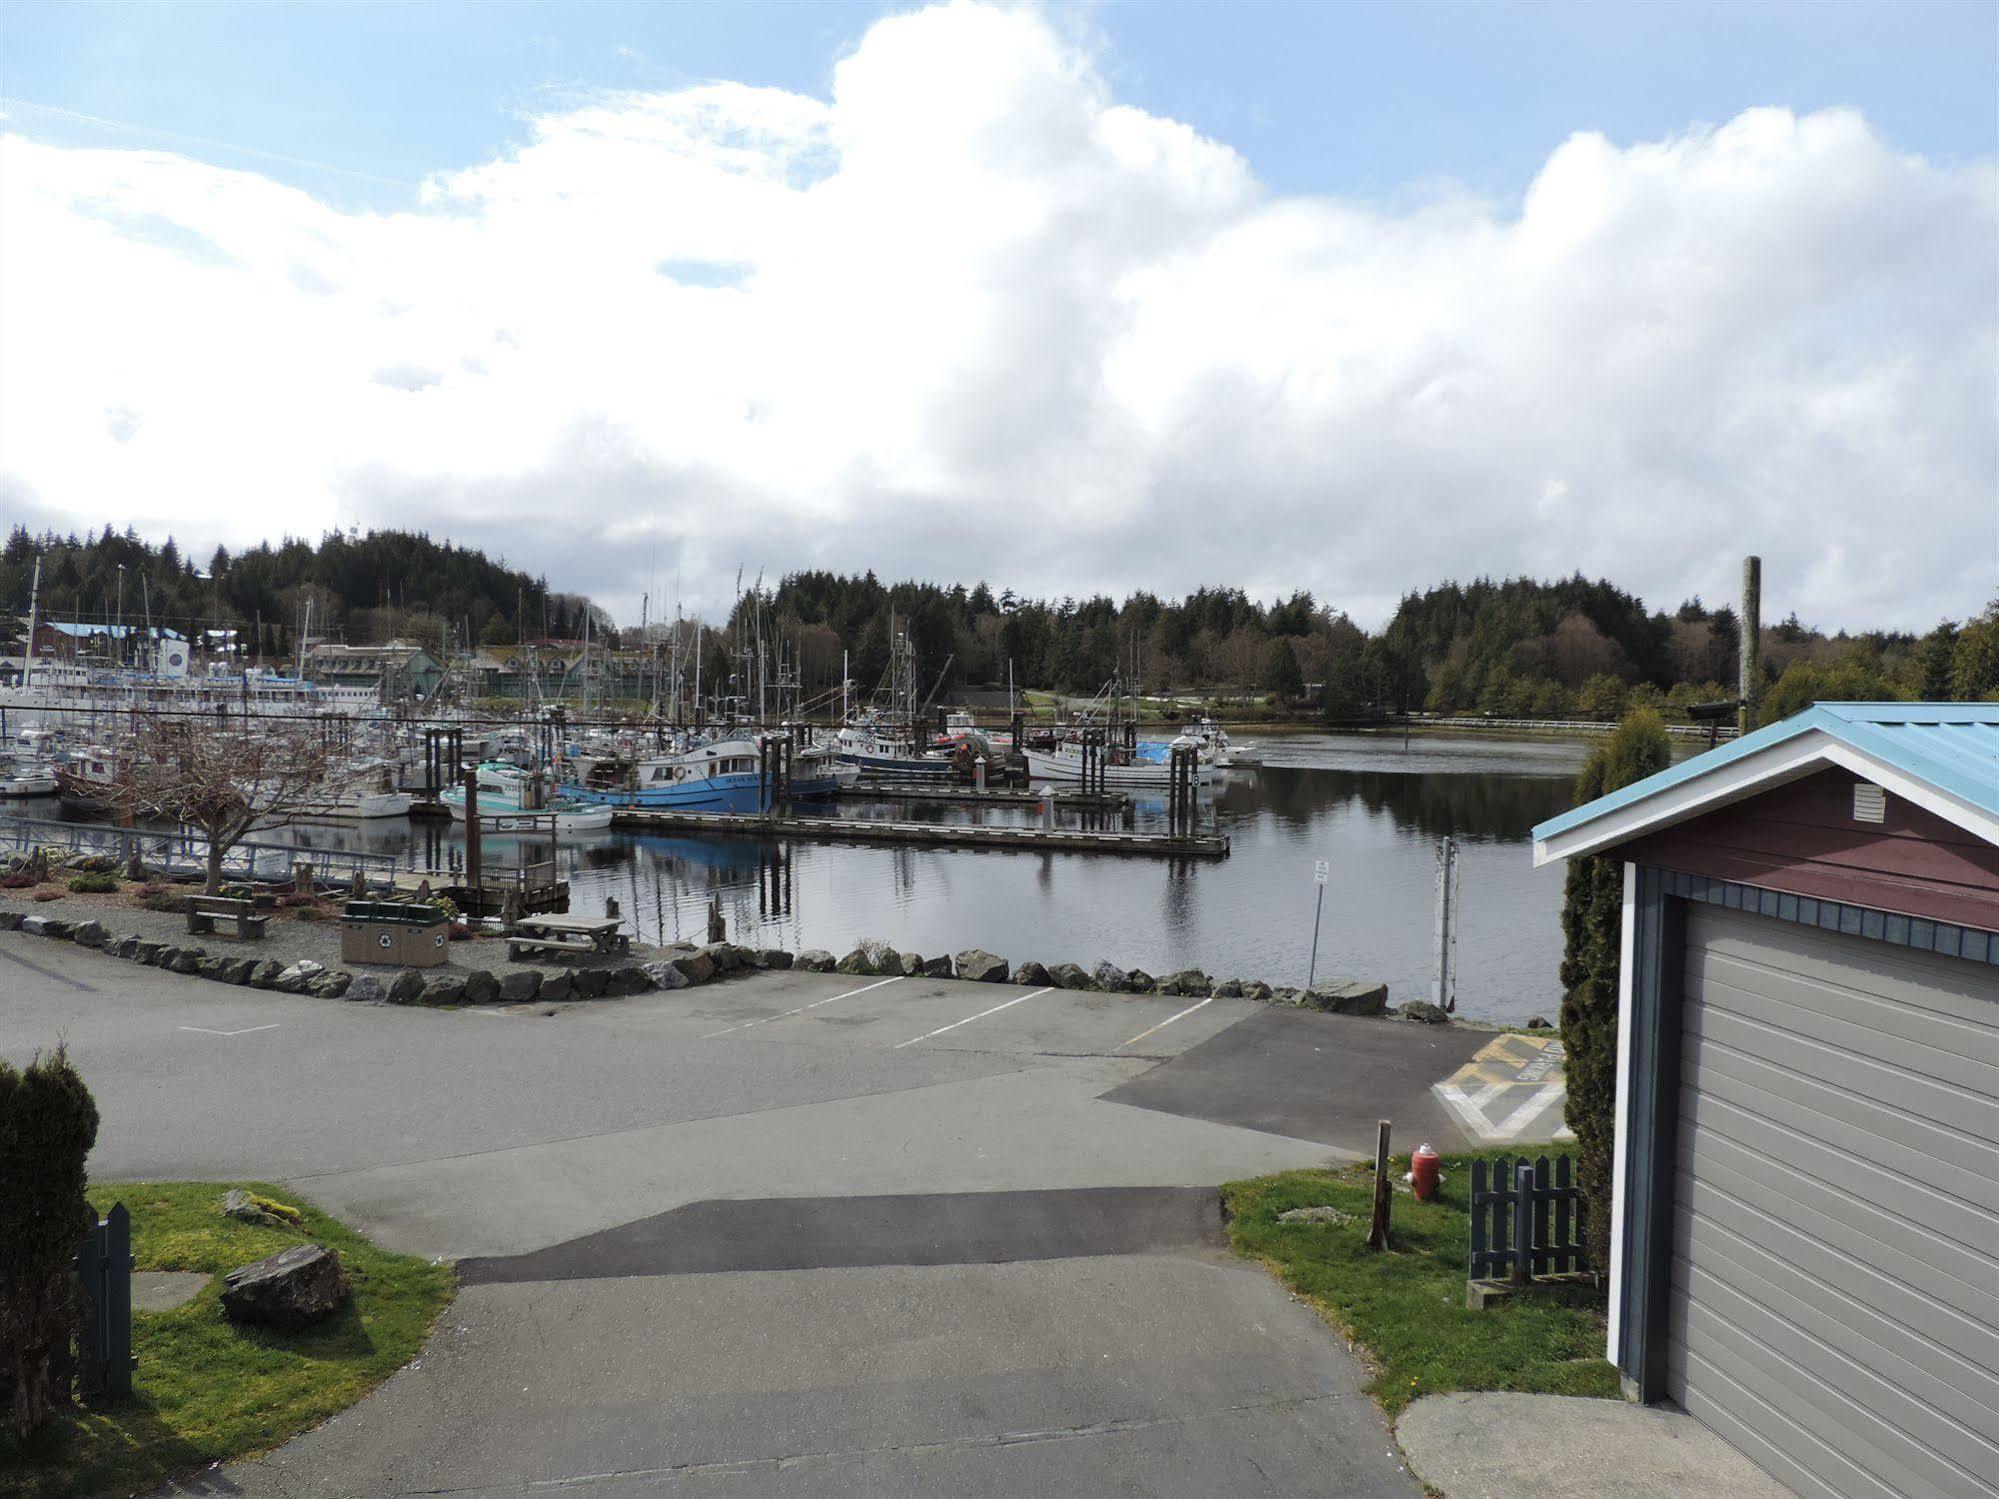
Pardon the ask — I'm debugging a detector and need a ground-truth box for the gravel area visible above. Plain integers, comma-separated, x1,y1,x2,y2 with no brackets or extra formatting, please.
0,889,682,980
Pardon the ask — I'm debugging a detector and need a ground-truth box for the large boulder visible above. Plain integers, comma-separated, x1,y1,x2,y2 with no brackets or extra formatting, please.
641,961,688,992
1157,969,1211,998
220,1244,348,1332
272,960,322,993
1304,980,1389,1017
1241,980,1273,1002
897,952,926,977
570,967,609,999
920,954,953,978
195,956,232,980
608,965,655,996
221,1188,300,1230
345,974,386,1003
1092,962,1130,993
169,950,206,975
249,958,286,988
1270,986,1301,1005
108,935,139,960
796,949,836,973
1013,961,1051,988
419,974,466,1006
222,957,259,986
19,915,66,939
538,970,574,1002
498,969,543,1001
1526,1015,1553,1030
69,920,107,949
674,950,718,985
1211,978,1244,999
461,969,499,1005
1125,969,1157,993
756,948,794,971
698,942,748,975
386,968,426,1004
835,947,875,976
1047,962,1092,991
955,949,1009,983
1396,999,1450,1025
307,971,352,1000
0,911,21,931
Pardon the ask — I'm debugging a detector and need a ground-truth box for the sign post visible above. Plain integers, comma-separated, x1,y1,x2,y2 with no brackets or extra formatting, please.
1307,859,1329,990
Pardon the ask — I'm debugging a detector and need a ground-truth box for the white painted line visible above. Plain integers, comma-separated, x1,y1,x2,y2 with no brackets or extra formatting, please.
1119,995,1213,1050
179,1024,281,1038
702,975,903,1038
1494,1082,1566,1139
893,987,1053,1049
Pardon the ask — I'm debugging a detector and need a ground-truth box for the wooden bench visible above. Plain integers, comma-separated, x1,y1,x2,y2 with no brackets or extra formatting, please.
506,915,630,962
185,895,269,941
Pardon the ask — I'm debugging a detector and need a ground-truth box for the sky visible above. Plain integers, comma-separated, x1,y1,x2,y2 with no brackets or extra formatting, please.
1,0,1995,631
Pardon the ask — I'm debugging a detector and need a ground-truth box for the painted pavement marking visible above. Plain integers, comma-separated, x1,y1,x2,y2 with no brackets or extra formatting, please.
893,987,1053,1049
702,976,903,1038
179,1024,282,1038
1432,1032,1574,1143
1118,996,1214,1050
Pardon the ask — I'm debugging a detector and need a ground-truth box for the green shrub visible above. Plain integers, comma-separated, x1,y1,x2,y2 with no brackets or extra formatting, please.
0,1047,101,1439
66,873,118,895
1559,708,1670,1270
139,889,184,913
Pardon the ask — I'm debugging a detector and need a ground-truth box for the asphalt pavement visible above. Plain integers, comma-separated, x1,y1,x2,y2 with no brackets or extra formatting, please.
1,930,1535,1497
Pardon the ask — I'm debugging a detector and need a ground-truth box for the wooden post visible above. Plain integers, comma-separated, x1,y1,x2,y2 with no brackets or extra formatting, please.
1512,1162,1535,1285
1366,1119,1393,1250
1738,554,1761,736
462,768,482,893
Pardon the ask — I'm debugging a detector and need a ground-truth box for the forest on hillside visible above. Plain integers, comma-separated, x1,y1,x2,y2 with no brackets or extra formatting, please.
4,525,1994,722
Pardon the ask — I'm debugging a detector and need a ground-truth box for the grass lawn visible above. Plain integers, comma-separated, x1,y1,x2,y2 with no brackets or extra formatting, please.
0,1182,456,1499
1224,1152,1619,1418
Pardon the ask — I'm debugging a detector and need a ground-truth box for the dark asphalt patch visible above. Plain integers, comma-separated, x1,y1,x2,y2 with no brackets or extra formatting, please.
1100,1008,1485,1153
458,1187,1222,1284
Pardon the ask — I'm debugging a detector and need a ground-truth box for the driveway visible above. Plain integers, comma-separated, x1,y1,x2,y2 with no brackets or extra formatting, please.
4,937,1497,1496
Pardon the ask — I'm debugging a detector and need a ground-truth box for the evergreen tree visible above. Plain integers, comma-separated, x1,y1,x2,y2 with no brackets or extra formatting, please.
1559,708,1671,1272
1261,637,1303,699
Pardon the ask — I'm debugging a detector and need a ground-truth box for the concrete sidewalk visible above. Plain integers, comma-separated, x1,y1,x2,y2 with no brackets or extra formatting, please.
1396,1392,1793,1498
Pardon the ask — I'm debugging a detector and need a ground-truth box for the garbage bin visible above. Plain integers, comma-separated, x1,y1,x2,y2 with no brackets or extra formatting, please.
340,900,450,968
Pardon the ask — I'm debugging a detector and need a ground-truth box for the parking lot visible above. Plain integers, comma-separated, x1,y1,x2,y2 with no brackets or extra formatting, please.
4,934,1500,1496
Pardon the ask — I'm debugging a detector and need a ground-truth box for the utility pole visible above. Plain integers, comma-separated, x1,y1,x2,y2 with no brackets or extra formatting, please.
1434,835,1460,1012
1737,555,1761,736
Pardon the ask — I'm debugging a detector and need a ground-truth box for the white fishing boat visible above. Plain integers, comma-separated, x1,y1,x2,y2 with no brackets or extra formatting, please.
0,756,58,798
1178,715,1261,767
268,761,415,825
1025,735,1214,788
440,763,613,832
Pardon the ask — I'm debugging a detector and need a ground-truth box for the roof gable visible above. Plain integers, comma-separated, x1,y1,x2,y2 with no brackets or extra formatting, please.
1532,703,1999,866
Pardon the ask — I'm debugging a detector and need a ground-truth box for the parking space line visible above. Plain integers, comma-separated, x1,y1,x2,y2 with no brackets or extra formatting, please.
892,987,1053,1049
179,1024,281,1038
701,976,903,1038
1118,996,1214,1050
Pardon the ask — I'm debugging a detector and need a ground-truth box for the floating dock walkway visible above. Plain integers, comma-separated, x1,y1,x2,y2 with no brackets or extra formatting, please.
834,783,1128,810
609,809,1228,859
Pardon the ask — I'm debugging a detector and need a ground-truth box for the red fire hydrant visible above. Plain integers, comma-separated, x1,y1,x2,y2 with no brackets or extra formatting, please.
1411,1143,1441,1202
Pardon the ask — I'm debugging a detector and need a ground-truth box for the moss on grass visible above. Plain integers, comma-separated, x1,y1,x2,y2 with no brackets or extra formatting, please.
0,1182,455,1499
1223,1153,1619,1418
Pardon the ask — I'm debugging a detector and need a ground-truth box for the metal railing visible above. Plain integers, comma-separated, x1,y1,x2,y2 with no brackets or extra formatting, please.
0,815,401,889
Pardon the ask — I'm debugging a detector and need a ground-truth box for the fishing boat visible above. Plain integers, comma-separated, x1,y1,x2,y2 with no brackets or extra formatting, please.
565,736,770,813
440,763,612,832
1173,715,1261,768
268,761,415,825
836,720,956,779
51,744,124,816
1024,734,1215,788
0,755,58,798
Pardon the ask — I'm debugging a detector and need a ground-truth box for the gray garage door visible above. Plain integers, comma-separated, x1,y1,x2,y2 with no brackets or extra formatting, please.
1672,904,1999,1498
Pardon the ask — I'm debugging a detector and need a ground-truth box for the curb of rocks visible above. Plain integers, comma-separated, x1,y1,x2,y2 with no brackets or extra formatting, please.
0,911,1500,1025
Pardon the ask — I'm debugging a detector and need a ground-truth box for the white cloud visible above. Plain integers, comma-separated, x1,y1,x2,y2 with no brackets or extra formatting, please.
1,0,1992,629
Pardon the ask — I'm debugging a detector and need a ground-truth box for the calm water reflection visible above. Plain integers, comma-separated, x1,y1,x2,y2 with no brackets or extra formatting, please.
14,733,1604,1025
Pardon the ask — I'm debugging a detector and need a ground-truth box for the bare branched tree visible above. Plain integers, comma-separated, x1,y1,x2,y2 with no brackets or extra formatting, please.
116,715,348,894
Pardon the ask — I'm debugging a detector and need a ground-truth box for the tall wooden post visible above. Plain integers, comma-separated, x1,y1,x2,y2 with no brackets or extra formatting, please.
1738,555,1761,736
1366,1119,1393,1251
462,768,482,894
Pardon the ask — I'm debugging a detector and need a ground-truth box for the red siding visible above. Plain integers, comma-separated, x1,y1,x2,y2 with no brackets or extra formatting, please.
1617,768,1999,932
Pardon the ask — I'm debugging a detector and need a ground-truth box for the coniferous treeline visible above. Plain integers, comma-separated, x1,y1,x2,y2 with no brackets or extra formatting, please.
4,526,1993,718
0,525,569,659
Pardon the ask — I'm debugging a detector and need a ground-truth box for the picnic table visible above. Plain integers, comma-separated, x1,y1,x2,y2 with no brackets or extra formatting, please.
507,914,631,962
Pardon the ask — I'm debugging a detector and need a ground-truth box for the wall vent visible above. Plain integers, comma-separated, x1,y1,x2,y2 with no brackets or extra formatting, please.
1852,783,1887,824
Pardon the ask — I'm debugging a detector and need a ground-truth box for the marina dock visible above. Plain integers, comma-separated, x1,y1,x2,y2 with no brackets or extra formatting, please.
609,808,1228,859
835,782,1129,810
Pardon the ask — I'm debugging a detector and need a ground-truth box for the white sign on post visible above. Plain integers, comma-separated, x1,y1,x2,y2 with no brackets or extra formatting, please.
1314,860,1329,885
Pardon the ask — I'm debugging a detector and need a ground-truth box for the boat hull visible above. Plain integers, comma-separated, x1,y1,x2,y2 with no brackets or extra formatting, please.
1024,748,1214,788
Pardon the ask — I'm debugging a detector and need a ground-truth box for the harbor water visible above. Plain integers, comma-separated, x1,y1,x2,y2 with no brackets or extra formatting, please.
234,731,1589,1025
